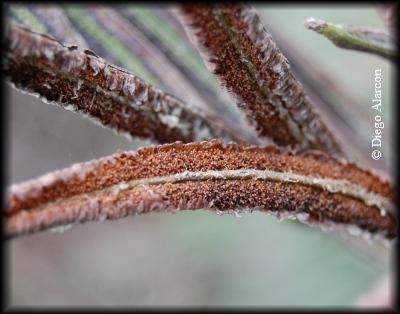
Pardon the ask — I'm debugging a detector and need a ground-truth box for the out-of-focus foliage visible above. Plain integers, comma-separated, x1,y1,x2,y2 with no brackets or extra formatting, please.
7,4,393,307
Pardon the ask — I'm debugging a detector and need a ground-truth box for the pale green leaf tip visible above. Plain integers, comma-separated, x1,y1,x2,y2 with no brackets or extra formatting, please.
304,17,395,61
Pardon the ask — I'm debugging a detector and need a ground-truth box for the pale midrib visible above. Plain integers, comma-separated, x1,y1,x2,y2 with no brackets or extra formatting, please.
5,60,164,141
5,23,168,115
212,9,307,147
12,59,159,117
17,169,395,216
7,53,210,140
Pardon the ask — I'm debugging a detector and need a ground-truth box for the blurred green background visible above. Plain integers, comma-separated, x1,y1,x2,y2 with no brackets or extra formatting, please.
6,4,394,307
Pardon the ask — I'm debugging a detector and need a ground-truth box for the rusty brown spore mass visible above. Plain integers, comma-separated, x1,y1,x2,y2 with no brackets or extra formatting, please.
7,141,396,239
178,6,296,145
3,18,396,241
7,179,396,239
177,4,342,155
4,21,239,144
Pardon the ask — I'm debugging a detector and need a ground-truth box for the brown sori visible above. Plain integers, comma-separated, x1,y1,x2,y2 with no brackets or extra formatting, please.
7,141,396,240
176,4,343,155
4,21,242,144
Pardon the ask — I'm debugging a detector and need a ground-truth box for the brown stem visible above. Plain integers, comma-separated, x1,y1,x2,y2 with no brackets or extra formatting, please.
6,141,396,240
4,21,241,144
176,4,343,155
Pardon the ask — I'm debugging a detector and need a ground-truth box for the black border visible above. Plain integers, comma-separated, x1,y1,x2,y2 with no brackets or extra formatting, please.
1,1,398,312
